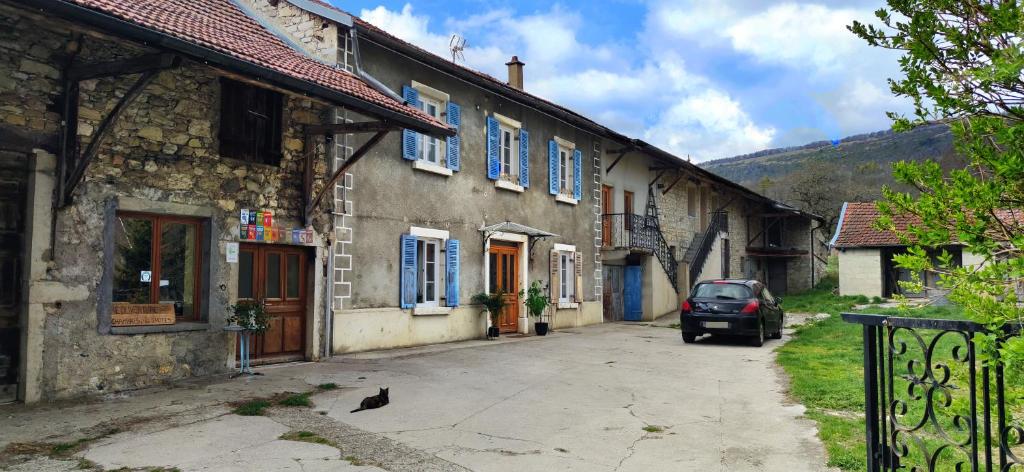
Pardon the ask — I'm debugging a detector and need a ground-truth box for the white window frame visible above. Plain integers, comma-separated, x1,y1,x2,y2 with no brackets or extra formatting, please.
419,95,443,165
499,124,516,179
494,113,522,183
409,226,451,313
554,137,575,198
412,82,450,169
416,238,441,307
558,251,575,302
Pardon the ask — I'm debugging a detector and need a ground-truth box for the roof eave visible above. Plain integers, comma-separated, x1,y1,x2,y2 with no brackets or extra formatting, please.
26,0,452,138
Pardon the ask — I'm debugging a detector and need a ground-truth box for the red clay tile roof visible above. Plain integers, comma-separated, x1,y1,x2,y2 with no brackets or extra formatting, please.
832,202,917,248
54,0,449,133
832,202,1024,248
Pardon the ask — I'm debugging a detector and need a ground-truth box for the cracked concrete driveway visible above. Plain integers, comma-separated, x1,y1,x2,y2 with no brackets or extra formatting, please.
316,321,832,471
0,321,834,472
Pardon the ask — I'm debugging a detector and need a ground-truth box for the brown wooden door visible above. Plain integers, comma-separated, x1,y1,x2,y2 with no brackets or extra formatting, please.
488,243,520,333
601,185,613,246
238,244,307,363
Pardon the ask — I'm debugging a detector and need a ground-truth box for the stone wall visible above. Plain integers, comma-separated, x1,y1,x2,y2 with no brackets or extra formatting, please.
1,5,334,400
241,0,339,64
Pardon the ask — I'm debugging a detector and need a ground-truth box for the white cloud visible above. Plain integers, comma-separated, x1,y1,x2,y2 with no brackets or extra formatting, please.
357,3,775,160
725,4,867,73
645,89,776,160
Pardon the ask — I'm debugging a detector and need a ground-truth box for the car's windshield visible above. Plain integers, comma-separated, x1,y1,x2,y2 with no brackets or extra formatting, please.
692,283,752,300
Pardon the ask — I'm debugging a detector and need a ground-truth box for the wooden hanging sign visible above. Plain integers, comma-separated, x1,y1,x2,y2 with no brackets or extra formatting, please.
112,303,175,326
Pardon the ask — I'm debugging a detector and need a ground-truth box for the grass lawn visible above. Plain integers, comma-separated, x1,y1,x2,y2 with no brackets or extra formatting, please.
775,280,970,471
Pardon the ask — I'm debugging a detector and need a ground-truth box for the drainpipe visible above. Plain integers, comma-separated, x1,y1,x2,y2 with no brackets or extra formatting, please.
323,236,334,358
349,28,404,103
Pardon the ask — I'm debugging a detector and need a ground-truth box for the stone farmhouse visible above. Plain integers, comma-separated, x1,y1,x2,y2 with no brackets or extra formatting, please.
601,142,827,322
0,0,825,403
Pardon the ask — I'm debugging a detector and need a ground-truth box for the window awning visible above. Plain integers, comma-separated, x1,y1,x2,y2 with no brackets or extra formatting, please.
479,221,558,239
479,221,558,259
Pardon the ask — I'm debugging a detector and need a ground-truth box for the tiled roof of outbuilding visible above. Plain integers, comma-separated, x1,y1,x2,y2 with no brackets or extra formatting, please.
831,203,1024,248
831,203,912,248
46,0,450,134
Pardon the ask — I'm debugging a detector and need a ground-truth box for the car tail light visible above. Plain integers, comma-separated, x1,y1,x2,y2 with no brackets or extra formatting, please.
681,300,692,314
740,301,759,315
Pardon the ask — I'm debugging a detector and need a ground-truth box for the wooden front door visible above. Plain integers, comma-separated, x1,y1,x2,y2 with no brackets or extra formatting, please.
238,244,307,363
601,185,613,246
489,243,520,333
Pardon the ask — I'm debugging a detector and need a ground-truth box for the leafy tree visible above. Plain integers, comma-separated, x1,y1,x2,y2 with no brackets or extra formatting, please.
850,1,1024,367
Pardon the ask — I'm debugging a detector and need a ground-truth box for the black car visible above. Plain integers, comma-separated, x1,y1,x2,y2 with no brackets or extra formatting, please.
679,279,784,347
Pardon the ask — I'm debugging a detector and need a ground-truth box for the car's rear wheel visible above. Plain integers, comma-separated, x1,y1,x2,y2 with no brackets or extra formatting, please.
682,333,697,344
750,320,765,347
770,315,784,339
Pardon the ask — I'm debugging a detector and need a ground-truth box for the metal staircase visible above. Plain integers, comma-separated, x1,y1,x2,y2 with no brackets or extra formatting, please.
686,211,728,285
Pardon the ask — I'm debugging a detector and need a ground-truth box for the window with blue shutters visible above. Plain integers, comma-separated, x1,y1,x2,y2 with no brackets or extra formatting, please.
446,239,460,306
550,137,578,202
548,140,559,195
518,129,529,188
446,102,461,171
489,114,526,192
400,234,417,308
486,116,500,180
404,82,454,174
402,229,458,310
573,148,583,200
401,85,419,161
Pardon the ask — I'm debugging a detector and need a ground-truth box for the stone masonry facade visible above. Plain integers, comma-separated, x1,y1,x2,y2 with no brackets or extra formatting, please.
1,4,333,399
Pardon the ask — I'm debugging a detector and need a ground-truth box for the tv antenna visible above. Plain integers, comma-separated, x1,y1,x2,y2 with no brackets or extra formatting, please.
449,34,466,63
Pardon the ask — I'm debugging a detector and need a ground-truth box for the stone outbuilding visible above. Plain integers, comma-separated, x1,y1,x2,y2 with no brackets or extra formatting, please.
830,202,984,299
0,0,449,402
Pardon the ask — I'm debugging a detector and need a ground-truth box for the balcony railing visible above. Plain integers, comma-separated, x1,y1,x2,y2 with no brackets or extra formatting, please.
602,213,677,288
688,211,727,284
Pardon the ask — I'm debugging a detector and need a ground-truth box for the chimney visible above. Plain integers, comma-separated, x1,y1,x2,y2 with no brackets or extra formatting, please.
506,56,525,90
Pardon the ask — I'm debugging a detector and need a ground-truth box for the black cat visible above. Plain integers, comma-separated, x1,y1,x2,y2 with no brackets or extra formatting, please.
350,387,389,413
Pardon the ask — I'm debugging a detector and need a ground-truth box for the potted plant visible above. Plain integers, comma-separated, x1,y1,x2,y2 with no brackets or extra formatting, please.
226,300,270,376
520,281,550,336
471,290,504,339
227,300,271,334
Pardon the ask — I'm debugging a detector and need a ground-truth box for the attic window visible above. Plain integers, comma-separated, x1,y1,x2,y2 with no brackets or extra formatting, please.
219,78,283,166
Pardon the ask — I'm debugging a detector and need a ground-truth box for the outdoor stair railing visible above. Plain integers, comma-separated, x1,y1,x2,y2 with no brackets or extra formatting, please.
601,213,678,289
687,211,727,285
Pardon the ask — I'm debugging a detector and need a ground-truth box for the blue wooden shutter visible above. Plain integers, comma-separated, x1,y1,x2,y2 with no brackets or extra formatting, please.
573,148,583,200
446,239,460,307
400,234,417,308
518,129,529,188
446,101,461,171
486,116,499,180
401,85,419,161
548,140,558,195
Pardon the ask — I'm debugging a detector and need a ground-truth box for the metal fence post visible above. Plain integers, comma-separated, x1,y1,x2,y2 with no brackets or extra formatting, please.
863,323,882,472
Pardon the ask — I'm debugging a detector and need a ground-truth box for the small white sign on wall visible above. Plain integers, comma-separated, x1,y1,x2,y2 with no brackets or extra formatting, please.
225,242,240,263
140,271,152,283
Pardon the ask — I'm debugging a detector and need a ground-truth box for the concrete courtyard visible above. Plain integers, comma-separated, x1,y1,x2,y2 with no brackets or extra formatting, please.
0,321,834,471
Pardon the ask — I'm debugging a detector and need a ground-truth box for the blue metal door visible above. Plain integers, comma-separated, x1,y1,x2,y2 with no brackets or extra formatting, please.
624,265,642,321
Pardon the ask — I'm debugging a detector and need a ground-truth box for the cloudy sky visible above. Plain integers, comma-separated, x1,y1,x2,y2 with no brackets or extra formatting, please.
328,0,911,162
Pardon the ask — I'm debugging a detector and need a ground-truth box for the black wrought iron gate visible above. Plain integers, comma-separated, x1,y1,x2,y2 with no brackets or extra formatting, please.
844,313,1022,472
